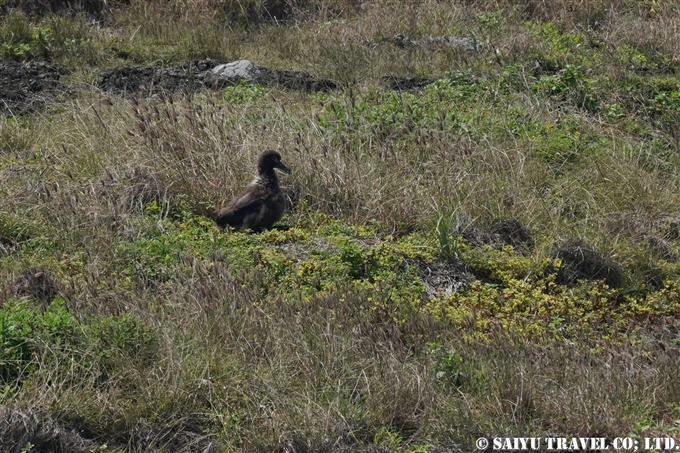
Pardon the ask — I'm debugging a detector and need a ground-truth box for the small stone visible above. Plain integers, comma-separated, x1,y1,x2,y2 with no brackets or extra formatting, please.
209,60,262,84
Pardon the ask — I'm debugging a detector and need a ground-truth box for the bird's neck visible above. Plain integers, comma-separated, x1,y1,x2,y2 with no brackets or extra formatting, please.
253,169,279,188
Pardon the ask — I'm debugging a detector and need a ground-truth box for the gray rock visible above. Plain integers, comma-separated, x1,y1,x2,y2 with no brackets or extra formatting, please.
209,59,262,84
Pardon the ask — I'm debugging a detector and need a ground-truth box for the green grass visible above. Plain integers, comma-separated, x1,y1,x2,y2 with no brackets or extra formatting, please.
2,0,680,451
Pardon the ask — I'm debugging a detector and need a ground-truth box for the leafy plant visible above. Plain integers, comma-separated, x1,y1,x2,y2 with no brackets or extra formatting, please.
222,81,269,104
0,299,76,383
524,21,591,70
533,65,598,110
429,341,464,386
373,427,403,450
0,11,54,60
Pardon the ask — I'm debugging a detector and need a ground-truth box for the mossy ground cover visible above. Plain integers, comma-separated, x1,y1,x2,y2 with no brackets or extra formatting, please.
2,0,680,451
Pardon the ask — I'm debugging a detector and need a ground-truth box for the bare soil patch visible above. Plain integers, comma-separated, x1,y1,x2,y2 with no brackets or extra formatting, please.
0,61,68,115
382,75,434,91
97,59,215,96
414,257,472,297
458,218,535,253
13,266,61,302
552,239,624,288
98,59,338,96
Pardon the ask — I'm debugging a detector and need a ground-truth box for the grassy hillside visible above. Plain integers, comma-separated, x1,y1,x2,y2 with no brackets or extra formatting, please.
1,0,680,451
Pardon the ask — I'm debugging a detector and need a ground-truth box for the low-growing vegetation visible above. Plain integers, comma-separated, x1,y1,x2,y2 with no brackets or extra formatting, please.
1,0,680,451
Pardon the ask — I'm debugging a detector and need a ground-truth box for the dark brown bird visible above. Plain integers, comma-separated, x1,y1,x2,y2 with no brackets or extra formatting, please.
214,150,292,232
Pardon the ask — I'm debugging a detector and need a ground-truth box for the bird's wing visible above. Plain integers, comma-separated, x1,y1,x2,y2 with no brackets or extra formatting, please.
214,190,264,228
226,191,263,216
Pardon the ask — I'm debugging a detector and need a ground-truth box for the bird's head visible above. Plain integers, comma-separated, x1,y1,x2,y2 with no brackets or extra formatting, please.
258,150,292,175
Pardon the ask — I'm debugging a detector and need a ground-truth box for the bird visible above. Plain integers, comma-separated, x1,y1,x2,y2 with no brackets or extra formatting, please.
213,150,292,232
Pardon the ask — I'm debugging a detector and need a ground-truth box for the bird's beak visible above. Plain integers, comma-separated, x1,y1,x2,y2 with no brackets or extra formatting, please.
277,161,292,174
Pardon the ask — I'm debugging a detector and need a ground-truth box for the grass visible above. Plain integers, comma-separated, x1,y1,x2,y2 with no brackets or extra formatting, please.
2,0,680,451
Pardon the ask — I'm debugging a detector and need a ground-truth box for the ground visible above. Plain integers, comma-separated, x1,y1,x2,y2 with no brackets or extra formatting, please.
2,1,680,452
0,60,67,115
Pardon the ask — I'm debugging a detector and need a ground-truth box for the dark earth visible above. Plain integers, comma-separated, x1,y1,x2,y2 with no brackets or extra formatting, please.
0,59,339,115
382,74,434,91
0,60,68,115
97,59,339,95
552,238,624,288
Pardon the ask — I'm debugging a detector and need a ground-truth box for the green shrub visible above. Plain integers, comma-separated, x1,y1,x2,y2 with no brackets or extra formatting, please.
222,80,269,104
533,65,598,110
429,341,464,386
524,21,591,70
0,299,76,383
